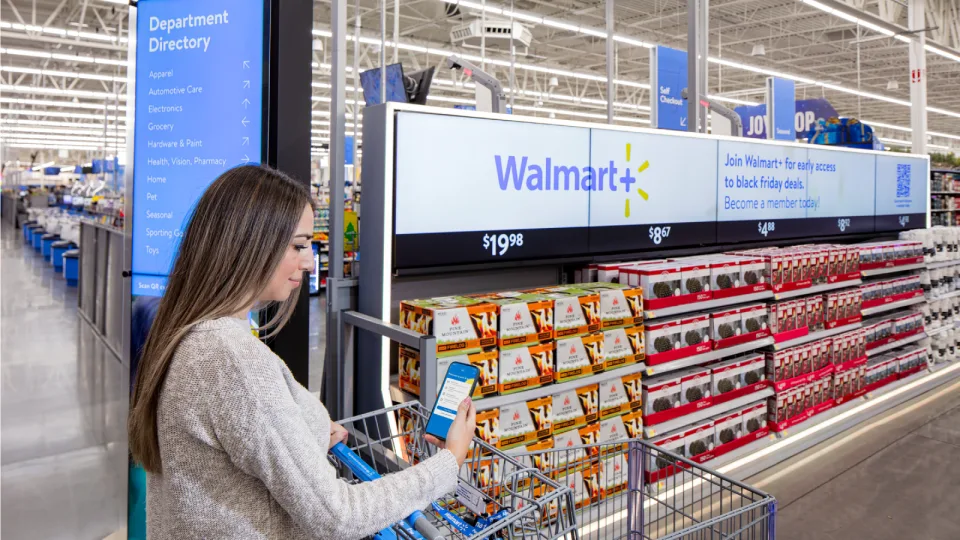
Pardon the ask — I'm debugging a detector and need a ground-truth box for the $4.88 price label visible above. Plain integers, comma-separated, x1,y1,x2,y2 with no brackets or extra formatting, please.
482,232,524,256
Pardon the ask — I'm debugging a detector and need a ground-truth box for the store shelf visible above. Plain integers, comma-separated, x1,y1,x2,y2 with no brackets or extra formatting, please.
927,259,960,269
772,279,862,301
926,322,958,337
931,209,953,213
635,361,960,503
643,388,774,438
774,322,863,350
643,291,772,320
866,332,927,356
932,192,960,195
644,337,775,377
929,290,960,301
475,361,647,412
388,376,418,404
860,263,926,277
860,295,928,317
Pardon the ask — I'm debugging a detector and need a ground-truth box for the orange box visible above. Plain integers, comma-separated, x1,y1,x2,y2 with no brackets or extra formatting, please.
399,296,497,354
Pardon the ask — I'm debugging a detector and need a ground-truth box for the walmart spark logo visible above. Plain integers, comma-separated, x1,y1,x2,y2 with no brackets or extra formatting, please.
623,143,650,218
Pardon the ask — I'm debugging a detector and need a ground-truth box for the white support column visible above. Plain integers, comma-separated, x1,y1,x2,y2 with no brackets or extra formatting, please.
909,0,928,153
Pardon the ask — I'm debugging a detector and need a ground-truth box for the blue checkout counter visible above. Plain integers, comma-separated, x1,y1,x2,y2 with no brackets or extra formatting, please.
21,220,81,286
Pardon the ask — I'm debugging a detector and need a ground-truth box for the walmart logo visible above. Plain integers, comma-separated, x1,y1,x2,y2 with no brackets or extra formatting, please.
494,143,651,218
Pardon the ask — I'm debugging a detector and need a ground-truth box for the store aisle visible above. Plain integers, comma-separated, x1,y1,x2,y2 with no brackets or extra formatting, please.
1,225,127,540
749,377,960,540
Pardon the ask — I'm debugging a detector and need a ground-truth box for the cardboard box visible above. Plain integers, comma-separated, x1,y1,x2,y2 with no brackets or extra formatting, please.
552,429,590,470
709,258,741,291
712,354,766,394
680,262,712,295
552,383,599,434
623,408,644,439
602,325,645,370
467,291,554,348
399,296,498,355
555,332,604,382
681,367,712,404
558,466,600,509
740,304,769,334
535,287,601,338
681,314,711,347
766,350,791,382
683,420,717,459
599,376,631,419
639,264,682,301
398,345,499,399
648,430,687,472
598,414,630,449
712,307,743,340
642,373,682,416
713,409,743,446
806,297,823,331
599,453,629,498
622,371,643,411
575,283,644,329
646,318,683,355
736,256,767,286
498,342,555,394
742,401,767,434
496,397,553,450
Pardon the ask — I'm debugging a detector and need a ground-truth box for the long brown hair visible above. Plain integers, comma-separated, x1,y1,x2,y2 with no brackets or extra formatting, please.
129,164,315,473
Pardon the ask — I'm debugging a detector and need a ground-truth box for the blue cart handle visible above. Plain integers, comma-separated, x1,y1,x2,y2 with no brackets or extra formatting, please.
330,443,445,540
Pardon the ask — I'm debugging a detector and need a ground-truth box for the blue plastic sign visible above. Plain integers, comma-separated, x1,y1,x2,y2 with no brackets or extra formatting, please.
651,46,688,131
736,98,838,139
132,0,264,296
344,135,355,166
767,77,796,140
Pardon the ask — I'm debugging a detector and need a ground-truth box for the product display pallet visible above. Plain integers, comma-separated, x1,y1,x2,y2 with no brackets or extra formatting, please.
642,388,774,438
643,337,775,377
860,295,927,316
642,291,772,320
926,259,960,269
772,278,862,301
773,321,863,350
866,332,927,356
860,263,926,277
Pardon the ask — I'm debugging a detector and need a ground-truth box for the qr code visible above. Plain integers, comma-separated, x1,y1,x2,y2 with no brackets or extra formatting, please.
896,164,911,198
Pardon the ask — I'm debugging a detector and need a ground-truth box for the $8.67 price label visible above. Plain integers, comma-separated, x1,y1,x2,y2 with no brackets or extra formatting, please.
482,232,524,256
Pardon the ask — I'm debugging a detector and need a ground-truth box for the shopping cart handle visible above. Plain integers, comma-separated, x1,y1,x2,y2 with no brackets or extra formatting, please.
330,443,445,540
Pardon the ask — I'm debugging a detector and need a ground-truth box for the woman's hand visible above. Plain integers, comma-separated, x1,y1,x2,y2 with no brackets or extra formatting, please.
328,421,349,450
425,398,476,467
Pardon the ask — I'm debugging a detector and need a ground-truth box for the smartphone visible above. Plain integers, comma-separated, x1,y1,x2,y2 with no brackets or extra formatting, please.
425,362,480,441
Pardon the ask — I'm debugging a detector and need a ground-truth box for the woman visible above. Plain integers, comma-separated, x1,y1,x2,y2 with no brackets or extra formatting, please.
128,165,476,539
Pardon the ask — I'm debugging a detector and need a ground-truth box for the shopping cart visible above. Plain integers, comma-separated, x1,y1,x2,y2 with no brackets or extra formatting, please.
330,402,578,539
511,437,777,540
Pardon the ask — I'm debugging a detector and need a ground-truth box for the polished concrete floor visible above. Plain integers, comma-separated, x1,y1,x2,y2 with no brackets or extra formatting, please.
1,224,128,540
748,377,960,540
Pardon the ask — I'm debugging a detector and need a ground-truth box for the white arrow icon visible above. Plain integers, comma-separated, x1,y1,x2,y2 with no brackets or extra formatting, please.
242,98,250,108
242,137,250,146
241,154,250,163
242,80,250,89
680,117,687,127
242,60,250,69
241,116,249,127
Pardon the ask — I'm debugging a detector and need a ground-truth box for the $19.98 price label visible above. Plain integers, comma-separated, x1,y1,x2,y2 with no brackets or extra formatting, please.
482,232,524,256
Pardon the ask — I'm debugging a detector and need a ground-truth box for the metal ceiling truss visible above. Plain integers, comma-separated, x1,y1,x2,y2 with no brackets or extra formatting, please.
4,0,960,164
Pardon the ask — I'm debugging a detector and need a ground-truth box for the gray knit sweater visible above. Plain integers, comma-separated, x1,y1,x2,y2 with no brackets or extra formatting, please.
147,317,459,539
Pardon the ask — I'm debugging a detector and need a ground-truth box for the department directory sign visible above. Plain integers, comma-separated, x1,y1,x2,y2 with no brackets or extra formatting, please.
392,111,928,269
132,0,264,296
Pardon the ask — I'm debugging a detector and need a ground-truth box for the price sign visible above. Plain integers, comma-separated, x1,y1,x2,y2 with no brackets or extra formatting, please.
482,232,524,256
758,221,776,237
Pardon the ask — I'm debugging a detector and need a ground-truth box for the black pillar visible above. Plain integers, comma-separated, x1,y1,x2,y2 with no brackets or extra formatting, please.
264,0,313,386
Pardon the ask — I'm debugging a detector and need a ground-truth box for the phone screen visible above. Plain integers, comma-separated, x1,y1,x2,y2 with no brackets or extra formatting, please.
425,362,480,441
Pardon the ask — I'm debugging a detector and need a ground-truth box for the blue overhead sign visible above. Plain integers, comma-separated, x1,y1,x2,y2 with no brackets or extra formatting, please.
767,77,796,141
650,45,688,131
736,98,838,139
132,0,264,296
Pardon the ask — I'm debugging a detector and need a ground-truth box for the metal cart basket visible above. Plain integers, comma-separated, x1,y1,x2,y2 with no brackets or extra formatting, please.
331,401,578,539
510,436,777,540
